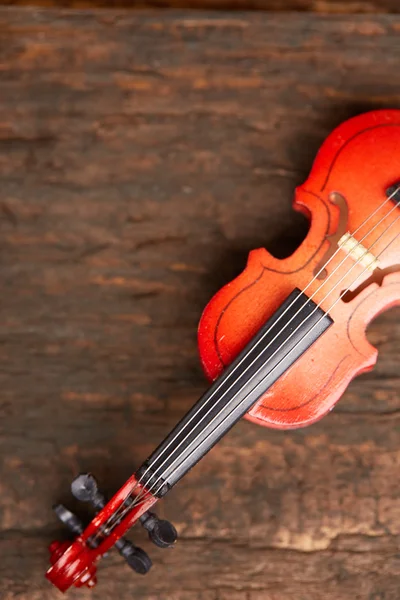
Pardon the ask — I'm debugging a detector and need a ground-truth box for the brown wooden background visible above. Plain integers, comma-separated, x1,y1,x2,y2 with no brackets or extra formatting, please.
1,3,400,600
1,0,400,11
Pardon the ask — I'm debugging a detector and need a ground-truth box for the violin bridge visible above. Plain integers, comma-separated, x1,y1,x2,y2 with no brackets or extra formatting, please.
338,232,380,272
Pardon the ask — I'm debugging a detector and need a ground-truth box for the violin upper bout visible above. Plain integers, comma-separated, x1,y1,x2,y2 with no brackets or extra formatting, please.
198,241,300,383
198,246,274,381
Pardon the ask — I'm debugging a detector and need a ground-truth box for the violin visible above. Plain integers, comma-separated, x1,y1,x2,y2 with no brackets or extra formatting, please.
46,109,400,592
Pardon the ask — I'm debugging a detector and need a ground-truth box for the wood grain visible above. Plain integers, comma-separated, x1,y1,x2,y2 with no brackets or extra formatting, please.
1,1,400,13
1,7,400,600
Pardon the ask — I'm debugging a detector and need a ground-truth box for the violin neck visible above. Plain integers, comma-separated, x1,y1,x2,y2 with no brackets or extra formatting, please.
136,288,333,496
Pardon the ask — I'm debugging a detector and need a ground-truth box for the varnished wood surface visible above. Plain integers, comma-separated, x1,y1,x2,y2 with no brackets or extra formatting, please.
1,1,400,13
1,7,400,600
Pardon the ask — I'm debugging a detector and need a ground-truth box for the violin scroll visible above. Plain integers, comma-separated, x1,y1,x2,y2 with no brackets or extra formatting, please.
46,472,177,591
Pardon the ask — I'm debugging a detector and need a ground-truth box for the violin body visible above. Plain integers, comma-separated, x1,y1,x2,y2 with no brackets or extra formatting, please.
46,109,400,593
199,109,400,429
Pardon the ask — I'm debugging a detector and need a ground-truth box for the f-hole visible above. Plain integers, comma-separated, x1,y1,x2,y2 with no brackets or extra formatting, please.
341,265,400,303
313,192,349,280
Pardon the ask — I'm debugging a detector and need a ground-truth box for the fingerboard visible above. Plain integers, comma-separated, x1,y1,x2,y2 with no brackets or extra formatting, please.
138,289,333,494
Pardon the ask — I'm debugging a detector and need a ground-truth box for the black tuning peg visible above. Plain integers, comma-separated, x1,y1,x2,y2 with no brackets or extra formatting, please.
115,538,152,575
140,511,178,549
53,504,84,536
71,473,106,510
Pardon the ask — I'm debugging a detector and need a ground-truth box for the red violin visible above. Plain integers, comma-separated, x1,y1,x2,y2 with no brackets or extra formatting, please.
46,110,400,592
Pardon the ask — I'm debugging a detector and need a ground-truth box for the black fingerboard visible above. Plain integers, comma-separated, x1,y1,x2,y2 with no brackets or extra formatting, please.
138,289,333,493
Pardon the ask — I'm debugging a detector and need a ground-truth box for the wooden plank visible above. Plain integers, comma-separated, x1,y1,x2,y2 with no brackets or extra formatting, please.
2,0,400,14
1,7,400,600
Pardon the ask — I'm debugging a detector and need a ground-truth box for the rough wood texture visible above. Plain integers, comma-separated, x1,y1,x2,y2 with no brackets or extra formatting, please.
1,7,400,600
2,1,400,13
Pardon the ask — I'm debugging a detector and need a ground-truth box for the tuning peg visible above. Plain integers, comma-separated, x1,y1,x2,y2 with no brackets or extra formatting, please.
71,473,107,510
140,511,178,549
53,504,84,536
115,538,152,575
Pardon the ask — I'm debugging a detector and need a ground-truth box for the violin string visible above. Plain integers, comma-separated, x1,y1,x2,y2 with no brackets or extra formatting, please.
99,201,400,532
130,196,400,489
96,190,400,537
148,232,400,499
128,187,400,495
104,188,400,523
115,198,398,499
136,217,400,500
